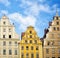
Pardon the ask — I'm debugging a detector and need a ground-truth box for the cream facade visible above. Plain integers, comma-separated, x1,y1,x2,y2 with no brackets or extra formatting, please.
0,15,19,58
43,13,60,58
18,26,43,58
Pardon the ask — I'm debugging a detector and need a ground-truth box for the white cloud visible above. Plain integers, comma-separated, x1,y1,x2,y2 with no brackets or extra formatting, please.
0,10,8,15
19,0,57,17
0,0,10,6
8,12,36,30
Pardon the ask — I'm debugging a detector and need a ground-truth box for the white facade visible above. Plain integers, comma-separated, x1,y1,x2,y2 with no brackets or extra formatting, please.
0,15,20,58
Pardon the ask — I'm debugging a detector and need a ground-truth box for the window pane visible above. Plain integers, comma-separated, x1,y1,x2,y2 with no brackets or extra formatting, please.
21,46,24,50
9,49,12,55
9,35,11,38
26,46,29,50
31,53,34,58
3,41,6,46
46,49,49,54
3,49,6,55
36,53,39,58
3,35,5,38
15,50,17,55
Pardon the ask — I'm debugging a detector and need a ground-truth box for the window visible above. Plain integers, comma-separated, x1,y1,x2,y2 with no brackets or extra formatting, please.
57,27,59,31
9,28,11,32
3,29,6,32
56,17,58,20
36,46,39,50
30,35,32,38
26,46,29,50
26,53,29,58
53,27,56,30
3,21,6,24
31,46,33,50
15,41,17,46
46,57,49,58
58,41,60,45
30,40,32,43
47,42,50,45
9,49,12,55
34,40,37,43
9,35,11,38
9,41,11,46
3,41,6,46
21,46,24,50
3,49,6,55
52,57,55,58
31,53,34,58
58,49,60,54
36,53,39,58
46,49,49,54
15,50,17,55
52,48,55,54
3,35,5,38
57,22,59,25
30,31,32,34
21,53,24,58
25,40,28,43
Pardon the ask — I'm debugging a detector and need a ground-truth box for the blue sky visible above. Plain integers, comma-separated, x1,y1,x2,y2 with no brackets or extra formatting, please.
0,0,60,38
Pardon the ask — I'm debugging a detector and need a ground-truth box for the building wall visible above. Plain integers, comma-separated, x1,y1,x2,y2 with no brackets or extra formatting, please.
43,15,60,58
18,26,43,58
0,15,20,58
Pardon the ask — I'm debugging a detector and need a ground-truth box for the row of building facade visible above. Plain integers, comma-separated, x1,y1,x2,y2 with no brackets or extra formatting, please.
0,12,60,58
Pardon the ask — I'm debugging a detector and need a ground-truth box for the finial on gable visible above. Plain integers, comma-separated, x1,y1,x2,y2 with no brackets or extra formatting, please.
56,8,58,16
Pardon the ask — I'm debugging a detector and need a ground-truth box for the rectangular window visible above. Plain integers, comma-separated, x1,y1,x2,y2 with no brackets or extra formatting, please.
31,53,34,58
3,49,6,55
15,50,17,55
21,46,24,50
31,46,33,50
30,40,32,43
21,53,24,58
36,46,39,50
36,53,39,58
26,46,29,50
58,49,60,54
46,49,49,54
3,35,5,38
30,35,32,38
9,41,11,46
3,41,6,46
15,41,17,46
9,35,11,38
52,49,55,54
9,49,12,55
34,40,37,43
53,27,56,30
3,29,6,32
26,53,29,58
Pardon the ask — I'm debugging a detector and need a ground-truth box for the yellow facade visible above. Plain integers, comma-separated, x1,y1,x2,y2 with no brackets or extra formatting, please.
18,26,42,58
43,12,60,58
